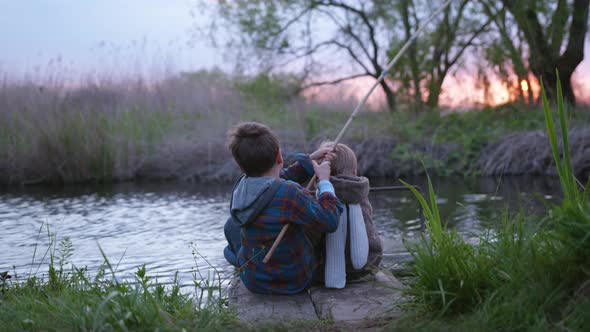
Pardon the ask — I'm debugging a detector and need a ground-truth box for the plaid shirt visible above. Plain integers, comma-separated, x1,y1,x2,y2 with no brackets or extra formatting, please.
237,154,343,294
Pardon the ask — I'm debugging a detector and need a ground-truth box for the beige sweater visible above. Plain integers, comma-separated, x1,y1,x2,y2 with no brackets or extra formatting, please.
330,175,383,281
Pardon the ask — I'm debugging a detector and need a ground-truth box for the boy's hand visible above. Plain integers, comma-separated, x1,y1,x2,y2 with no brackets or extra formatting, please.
312,160,331,181
310,147,337,162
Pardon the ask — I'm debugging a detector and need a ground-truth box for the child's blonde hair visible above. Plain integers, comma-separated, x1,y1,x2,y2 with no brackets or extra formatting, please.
318,141,357,176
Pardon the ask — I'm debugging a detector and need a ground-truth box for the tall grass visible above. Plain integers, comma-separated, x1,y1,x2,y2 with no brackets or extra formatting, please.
0,226,236,331
541,73,590,268
0,72,394,184
0,73,247,184
401,174,496,313
397,74,590,330
1,70,589,184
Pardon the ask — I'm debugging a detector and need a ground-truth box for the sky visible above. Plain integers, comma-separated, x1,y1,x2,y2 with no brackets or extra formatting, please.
0,0,588,106
0,0,222,78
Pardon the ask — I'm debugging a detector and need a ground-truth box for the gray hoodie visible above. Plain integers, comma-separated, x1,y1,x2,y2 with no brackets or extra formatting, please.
230,176,282,226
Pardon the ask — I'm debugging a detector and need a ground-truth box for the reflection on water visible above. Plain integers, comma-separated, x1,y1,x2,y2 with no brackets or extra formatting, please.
0,176,561,285
370,176,560,255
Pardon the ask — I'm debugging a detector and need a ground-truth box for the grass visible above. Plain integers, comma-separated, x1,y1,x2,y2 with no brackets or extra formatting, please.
0,226,237,331
1,71,589,184
394,74,590,330
391,105,590,175
0,74,243,184
0,225,354,331
0,73,355,184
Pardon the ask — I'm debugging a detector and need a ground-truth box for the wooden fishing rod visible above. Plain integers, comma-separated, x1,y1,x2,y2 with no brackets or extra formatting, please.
262,0,454,264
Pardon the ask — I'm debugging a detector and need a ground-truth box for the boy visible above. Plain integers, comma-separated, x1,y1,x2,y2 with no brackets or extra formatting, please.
223,122,342,295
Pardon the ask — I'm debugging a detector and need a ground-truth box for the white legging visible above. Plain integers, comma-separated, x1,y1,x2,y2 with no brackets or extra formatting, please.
324,204,369,289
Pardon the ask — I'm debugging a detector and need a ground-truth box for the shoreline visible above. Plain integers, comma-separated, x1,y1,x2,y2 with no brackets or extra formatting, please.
2,127,588,186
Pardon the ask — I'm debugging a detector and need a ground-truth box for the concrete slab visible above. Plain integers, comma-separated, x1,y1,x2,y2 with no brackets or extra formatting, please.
227,277,318,322
227,271,405,324
310,271,405,323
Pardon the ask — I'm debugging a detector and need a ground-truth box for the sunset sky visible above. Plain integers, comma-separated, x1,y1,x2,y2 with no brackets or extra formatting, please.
1,0,588,107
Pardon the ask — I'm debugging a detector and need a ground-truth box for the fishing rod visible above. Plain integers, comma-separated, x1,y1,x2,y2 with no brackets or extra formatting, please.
263,0,454,264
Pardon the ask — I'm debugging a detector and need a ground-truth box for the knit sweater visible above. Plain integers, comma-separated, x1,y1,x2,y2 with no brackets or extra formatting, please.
330,175,383,281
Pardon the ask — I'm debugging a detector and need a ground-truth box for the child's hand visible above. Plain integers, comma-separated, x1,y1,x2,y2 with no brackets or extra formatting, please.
312,160,331,181
310,147,337,162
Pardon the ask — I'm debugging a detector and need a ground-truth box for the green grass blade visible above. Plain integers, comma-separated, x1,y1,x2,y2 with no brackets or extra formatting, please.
583,176,590,206
97,242,118,284
400,179,435,230
541,80,567,197
427,172,442,236
555,71,578,201
421,160,443,240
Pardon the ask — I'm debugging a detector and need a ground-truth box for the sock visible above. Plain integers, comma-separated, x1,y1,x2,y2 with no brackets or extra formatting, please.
325,207,347,288
349,204,369,270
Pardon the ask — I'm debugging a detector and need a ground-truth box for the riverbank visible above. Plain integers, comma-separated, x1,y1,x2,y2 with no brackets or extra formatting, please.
0,237,236,331
188,126,590,183
383,83,590,331
3,128,588,185
2,82,588,331
2,76,589,185
1,102,588,331
2,200,587,331
0,270,237,331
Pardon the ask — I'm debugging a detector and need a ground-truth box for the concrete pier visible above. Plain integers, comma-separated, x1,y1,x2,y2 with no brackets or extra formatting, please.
228,271,405,326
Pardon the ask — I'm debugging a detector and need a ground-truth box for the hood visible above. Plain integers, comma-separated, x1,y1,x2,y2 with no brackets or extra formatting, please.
230,176,279,226
330,175,370,204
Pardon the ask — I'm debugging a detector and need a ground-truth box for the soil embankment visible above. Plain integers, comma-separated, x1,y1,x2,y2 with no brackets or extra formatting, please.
2,128,589,185
118,128,590,182
180,127,590,182
477,127,590,177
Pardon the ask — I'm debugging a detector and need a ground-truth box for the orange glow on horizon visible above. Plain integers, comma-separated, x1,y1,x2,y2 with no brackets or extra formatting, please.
303,72,588,109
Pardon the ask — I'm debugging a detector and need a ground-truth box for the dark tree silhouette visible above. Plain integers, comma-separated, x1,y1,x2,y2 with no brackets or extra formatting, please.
500,0,590,106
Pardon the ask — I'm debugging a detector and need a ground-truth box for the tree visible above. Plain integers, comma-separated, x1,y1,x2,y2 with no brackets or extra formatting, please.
480,0,534,104
203,0,401,111
499,0,590,106
201,1,494,110
391,0,493,108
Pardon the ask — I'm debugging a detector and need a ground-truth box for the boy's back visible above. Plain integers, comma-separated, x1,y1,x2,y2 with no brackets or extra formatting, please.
225,123,342,295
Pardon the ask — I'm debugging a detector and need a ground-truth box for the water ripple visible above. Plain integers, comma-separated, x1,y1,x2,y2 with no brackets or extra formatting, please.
1,176,558,283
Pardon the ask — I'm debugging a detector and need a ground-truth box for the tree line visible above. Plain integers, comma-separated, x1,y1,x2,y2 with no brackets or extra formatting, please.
203,0,589,111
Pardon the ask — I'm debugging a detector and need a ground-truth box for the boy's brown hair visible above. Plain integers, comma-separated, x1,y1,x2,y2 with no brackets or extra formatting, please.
227,122,280,176
318,141,357,176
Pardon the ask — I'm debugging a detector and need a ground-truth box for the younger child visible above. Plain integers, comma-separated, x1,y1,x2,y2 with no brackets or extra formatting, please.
319,142,383,288
223,122,343,295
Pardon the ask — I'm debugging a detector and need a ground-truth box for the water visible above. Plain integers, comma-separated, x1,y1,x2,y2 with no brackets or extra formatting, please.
0,176,561,286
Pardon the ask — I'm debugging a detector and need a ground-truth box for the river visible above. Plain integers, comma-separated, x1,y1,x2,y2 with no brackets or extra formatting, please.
0,176,561,287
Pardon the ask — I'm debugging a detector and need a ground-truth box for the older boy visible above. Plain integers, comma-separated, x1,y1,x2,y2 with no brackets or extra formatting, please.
223,122,342,295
